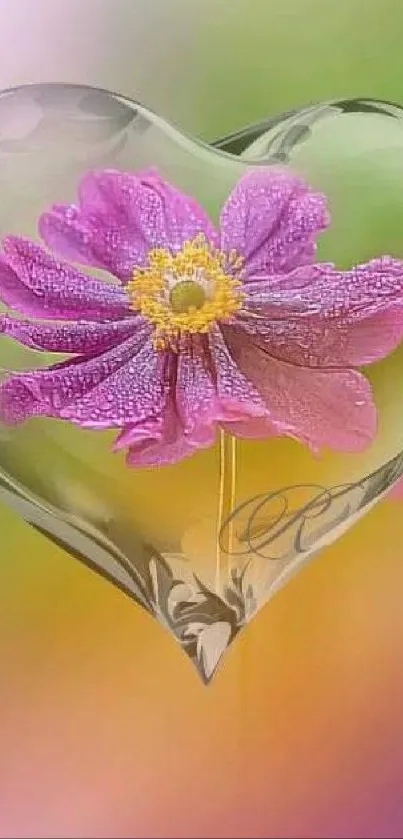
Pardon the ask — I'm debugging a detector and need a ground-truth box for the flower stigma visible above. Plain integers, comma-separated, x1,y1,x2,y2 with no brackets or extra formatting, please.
169,279,206,313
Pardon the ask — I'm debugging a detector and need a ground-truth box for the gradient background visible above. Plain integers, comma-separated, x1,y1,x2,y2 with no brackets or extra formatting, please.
1,1,403,836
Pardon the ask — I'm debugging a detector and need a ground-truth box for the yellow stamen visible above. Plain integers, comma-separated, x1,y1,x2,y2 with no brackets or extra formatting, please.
127,233,245,350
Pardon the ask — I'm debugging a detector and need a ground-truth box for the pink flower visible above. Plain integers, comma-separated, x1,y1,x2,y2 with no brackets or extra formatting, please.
0,166,403,467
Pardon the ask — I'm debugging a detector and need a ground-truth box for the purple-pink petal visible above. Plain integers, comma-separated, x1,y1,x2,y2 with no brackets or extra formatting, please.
220,168,330,279
175,332,269,440
245,257,403,315
240,257,403,367
59,338,169,428
117,330,273,466
39,168,219,283
208,327,269,419
0,326,151,425
0,314,143,355
38,204,109,272
125,417,205,467
114,405,210,467
235,305,403,369
0,236,129,321
223,332,377,452
175,344,223,444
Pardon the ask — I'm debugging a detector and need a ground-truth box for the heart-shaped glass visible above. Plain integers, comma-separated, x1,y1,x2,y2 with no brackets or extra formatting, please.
1,85,403,683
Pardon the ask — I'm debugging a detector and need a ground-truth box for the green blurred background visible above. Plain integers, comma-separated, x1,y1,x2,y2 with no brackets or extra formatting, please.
1,0,402,140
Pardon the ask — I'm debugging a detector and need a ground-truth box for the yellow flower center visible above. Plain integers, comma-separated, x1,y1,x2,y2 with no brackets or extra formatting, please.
127,233,245,350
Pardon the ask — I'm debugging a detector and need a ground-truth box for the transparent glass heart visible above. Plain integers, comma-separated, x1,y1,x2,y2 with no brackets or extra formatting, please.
1,84,403,683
